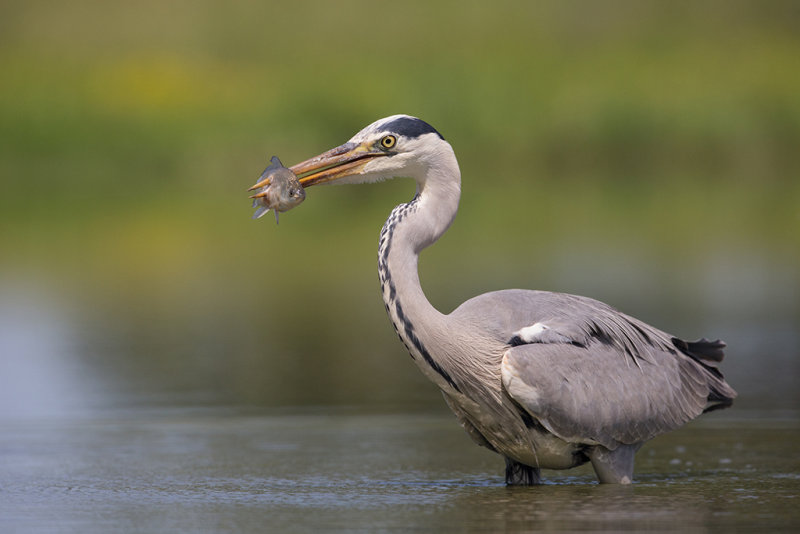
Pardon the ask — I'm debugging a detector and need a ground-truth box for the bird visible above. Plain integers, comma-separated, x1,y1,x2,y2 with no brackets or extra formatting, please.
282,114,737,484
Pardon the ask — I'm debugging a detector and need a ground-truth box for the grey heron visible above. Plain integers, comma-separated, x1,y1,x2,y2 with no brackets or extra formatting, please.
281,114,737,484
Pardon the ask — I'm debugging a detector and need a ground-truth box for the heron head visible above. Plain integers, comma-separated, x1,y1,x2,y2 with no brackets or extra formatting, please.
289,115,452,188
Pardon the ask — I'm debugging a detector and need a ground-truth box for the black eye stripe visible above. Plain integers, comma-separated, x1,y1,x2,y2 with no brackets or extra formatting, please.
379,116,444,140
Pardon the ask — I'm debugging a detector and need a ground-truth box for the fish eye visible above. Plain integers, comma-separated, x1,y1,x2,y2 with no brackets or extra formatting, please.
380,135,397,149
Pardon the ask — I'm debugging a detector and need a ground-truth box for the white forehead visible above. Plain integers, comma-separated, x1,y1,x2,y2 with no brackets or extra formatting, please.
349,114,444,143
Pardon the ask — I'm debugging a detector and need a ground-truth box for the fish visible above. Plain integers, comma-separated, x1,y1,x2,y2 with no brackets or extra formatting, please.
248,156,306,224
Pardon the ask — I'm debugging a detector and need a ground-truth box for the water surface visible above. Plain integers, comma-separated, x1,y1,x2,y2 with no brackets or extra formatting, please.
1,410,797,532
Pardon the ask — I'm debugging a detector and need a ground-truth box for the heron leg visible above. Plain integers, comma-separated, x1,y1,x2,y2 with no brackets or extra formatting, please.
587,443,641,484
504,457,542,486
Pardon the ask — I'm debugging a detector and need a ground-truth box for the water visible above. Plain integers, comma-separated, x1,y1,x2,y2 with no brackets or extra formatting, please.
1,410,797,533
1,227,798,532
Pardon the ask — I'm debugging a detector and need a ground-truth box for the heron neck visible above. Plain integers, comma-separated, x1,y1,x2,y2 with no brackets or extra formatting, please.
378,168,461,391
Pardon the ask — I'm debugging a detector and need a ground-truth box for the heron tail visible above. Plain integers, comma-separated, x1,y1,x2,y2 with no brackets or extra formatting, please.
672,337,737,412
672,337,725,366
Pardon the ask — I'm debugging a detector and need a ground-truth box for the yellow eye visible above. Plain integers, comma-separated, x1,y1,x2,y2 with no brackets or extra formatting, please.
380,135,397,149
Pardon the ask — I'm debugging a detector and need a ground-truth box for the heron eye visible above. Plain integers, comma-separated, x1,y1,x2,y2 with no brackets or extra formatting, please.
380,135,397,149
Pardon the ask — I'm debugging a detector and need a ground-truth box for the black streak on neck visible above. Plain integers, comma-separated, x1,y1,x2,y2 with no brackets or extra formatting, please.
378,197,460,393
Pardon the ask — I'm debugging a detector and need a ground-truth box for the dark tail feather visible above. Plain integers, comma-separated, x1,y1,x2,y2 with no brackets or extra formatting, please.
704,378,737,412
672,337,737,412
672,337,726,364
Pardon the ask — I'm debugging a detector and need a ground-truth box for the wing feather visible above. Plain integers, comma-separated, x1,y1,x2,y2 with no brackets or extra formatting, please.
450,289,735,447
501,341,711,449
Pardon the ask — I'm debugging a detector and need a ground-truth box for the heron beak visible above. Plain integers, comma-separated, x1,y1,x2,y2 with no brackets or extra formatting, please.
287,142,387,187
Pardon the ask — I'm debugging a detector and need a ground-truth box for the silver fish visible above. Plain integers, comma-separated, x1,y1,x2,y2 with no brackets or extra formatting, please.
249,156,306,224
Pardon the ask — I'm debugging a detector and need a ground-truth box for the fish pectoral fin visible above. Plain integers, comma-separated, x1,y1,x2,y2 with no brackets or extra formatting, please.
253,206,271,219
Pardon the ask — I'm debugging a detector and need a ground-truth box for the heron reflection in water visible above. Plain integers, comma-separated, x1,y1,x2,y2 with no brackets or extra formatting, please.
271,115,736,484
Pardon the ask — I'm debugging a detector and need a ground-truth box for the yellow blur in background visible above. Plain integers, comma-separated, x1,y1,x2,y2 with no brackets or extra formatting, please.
1,1,798,417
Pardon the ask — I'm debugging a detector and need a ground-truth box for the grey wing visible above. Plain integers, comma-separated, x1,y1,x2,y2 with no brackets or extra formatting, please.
501,341,712,450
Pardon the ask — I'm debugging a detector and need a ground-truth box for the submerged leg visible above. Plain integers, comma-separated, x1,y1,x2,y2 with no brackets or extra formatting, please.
504,457,542,485
587,443,640,484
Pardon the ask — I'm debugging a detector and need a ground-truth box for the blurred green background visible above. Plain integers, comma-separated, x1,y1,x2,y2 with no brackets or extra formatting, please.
1,0,798,418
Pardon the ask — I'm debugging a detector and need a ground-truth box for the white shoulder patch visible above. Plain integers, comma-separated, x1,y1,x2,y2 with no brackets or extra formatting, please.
514,322,550,343
511,322,576,345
